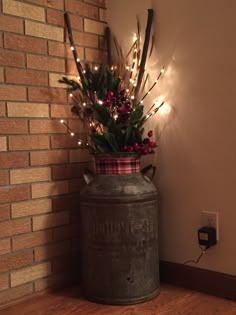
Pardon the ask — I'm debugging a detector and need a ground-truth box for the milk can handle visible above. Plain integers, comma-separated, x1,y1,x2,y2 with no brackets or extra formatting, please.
141,164,156,181
83,169,95,185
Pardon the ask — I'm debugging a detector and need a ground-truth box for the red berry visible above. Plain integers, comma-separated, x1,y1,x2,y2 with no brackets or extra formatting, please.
148,130,153,137
149,141,156,148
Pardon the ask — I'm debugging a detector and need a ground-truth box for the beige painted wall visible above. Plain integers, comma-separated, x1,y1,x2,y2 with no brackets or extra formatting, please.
107,0,236,275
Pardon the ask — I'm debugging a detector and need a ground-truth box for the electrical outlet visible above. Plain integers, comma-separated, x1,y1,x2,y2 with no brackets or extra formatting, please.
202,211,219,241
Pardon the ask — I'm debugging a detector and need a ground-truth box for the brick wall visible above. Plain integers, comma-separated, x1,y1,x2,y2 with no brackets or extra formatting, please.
0,0,107,307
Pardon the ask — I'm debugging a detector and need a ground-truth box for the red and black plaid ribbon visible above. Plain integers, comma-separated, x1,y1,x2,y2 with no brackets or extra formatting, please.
95,156,140,175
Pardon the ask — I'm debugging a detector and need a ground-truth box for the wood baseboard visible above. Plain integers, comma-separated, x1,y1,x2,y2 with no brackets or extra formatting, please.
160,260,236,301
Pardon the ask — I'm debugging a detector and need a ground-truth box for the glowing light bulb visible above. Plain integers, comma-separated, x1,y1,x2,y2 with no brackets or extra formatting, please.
131,95,135,100
126,66,130,70
78,141,82,145
94,66,98,71
140,100,144,104
83,102,86,107
76,58,80,62
133,33,138,42
161,68,165,73
98,100,103,105
148,91,151,95
114,114,118,120
70,46,75,51
111,66,114,71
60,119,64,124
77,76,80,80
134,48,137,53
70,132,75,137
69,93,73,97
83,70,86,74
146,114,150,118
126,89,129,93
159,103,171,115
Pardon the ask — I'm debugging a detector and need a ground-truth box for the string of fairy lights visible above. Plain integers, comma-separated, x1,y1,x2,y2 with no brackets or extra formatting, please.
60,24,168,150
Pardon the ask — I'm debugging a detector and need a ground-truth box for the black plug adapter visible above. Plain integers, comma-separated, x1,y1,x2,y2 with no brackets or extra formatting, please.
198,226,217,248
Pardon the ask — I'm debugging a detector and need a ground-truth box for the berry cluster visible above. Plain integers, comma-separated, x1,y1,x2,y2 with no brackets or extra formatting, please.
123,130,156,155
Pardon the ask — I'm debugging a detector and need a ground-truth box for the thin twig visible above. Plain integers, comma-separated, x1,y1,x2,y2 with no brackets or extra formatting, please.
134,9,154,98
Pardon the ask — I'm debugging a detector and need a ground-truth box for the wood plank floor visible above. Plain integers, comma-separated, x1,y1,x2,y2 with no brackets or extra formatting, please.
1,284,236,315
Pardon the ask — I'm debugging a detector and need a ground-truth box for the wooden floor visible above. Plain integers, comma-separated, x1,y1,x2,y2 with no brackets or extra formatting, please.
1,284,236,315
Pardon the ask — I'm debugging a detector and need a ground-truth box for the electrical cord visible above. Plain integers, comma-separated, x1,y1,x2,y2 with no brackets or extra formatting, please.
183,245,209,265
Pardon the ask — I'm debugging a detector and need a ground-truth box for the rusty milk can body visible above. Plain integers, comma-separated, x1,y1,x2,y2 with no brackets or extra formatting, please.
80,153,160,305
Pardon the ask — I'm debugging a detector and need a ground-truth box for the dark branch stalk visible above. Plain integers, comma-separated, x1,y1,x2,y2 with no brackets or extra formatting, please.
64,13,88,94
105,27,112,67
134,9,154,99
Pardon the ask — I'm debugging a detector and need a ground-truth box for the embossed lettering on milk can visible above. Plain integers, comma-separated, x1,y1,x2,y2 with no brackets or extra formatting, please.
80,153,159,305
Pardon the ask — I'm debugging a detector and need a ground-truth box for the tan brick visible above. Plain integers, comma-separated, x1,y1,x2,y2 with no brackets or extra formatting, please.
6,68,48,86
0,205,10,222
27,54,65,72
12,230,53,251
69,149,92,163
0,239,11,255
0,152,29,169
24,0,63,10
84,19,106,35
85,0,106,7
85,47,107,63
99,8,107,21
35,240,70,262
32,181,69,199
73,31,98,48
7,102,49,118
30,150,68,166
0,218,31,238
49,73,67,88
12,198,52,218
0,250,33,273
46,8,64,27
52,164,85,180
11,262,51,287
0,49,25,67
52,194,78,212
0,283,33,306
33,211,70,231
0,169,9,186
2,0,45,22
10,167,51,185
30,119,66,134
4,33,47,54
0,15,24,34
65,0,98,19
35,273,70,292
0,136,6,151
50,104,75,118
25,20,63,42
0,274,8,292
9,135,49,151
51,135,78,149
28,87,67,103
48,41,84,59
0,67,4,82
0,102,5,117
0,186,30,204
0,119,28,134
53,224,79,241
0,85,26,101
68,119,87,133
